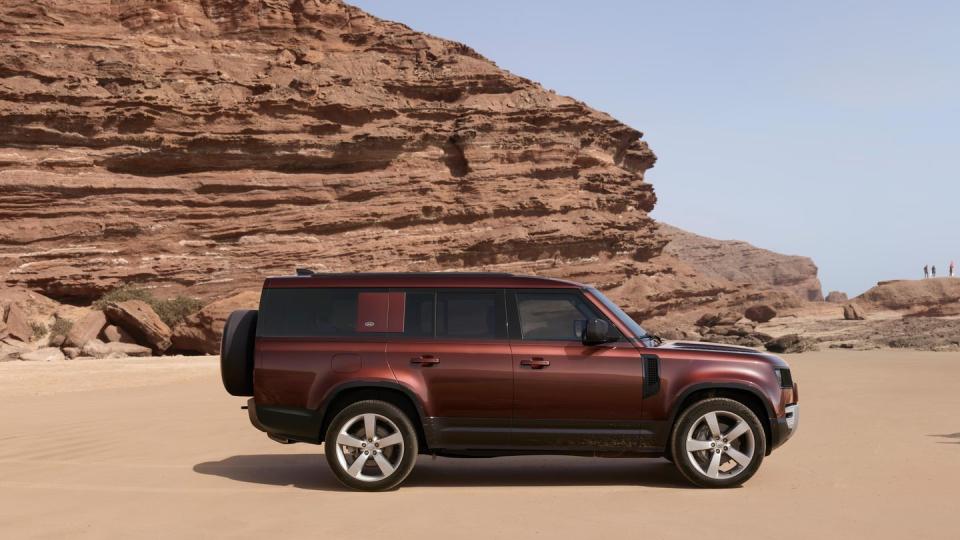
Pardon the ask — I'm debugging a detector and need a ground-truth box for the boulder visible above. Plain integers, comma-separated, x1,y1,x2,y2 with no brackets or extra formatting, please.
103,300,172,352
172,291,260,354
695,311,741,328
843,304,865,321
48,333,66,347
20,347,65,362
65,310,107,347
5,303,33,342
765,334,813,354
102,324,135,344
0,339,33,361
81,339,152,359
744,305,777,323
62,346,81,359
825,291,848,303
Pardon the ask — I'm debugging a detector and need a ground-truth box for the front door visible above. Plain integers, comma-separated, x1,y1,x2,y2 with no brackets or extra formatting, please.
509,290,648,451
387,289,513,450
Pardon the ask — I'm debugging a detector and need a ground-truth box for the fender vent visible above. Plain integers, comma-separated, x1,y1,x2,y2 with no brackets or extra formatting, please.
777,368,794,388
642,355,661,398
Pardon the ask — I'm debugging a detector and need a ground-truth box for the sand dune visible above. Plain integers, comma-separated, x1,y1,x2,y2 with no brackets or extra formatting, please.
1,350,958,539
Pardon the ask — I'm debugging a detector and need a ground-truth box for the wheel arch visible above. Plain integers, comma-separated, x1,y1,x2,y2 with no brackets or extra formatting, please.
666,382,775,456
319,381,429,451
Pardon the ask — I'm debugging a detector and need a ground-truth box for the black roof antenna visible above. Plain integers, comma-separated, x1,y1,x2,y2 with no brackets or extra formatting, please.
295,268,316,276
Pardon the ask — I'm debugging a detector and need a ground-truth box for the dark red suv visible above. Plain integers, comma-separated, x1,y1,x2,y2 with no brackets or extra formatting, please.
221,272,798,490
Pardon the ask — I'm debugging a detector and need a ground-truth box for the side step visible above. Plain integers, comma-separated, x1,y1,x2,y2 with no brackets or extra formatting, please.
267,433,296,444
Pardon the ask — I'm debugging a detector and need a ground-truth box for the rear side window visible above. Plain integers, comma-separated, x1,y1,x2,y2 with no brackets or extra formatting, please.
436,291,506,340
258,288,403,337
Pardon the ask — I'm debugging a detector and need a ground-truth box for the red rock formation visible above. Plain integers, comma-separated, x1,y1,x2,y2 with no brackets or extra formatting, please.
0,0,658,305
659,224,823,301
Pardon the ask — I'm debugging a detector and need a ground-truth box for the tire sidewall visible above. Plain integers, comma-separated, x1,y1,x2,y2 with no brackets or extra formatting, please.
671,397,767,488
324,400,419,491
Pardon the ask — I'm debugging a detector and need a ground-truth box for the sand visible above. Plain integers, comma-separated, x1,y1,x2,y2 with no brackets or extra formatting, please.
1,350,957,539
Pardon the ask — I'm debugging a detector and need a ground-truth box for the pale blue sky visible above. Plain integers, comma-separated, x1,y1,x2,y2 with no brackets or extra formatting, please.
352,1,960,296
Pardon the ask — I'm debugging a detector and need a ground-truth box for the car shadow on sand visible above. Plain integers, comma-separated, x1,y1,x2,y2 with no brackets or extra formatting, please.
929,433,960,445
193,454,694,491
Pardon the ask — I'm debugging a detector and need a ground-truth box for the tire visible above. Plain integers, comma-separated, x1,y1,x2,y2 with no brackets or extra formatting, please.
670,397,766,488
220,309,257,396
324,400,419,491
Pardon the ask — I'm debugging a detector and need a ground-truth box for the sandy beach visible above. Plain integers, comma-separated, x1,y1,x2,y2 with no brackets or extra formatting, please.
1,350,957,539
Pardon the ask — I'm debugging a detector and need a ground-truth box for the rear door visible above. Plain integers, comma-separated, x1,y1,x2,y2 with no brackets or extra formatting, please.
508,289,648,451
386,289,514,450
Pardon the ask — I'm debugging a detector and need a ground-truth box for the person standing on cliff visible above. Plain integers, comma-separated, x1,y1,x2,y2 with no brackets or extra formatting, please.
932,265,937,278
951,261,955,277
924,265,929,278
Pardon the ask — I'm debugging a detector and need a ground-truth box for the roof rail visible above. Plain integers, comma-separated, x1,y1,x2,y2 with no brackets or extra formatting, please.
295,268,316,276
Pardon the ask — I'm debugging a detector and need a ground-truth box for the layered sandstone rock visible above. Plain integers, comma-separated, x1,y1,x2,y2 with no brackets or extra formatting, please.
659,224,823,301
0,0,659,307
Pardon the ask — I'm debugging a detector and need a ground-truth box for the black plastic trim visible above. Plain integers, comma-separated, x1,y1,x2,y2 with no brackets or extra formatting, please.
642,355,661,398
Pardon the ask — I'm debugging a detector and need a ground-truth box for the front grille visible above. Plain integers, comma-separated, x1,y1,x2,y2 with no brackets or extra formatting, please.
778,368,794,388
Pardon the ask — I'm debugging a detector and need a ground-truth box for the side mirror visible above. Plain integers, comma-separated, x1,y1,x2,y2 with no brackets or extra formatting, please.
582,319,612,346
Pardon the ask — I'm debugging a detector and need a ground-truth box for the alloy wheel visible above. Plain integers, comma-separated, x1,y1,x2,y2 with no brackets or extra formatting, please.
684,410,756,480
334,413,405,482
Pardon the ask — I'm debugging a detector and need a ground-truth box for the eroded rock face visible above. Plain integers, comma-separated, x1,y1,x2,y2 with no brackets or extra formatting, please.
659,224,823,301
825,291,848,303
0,0,659,307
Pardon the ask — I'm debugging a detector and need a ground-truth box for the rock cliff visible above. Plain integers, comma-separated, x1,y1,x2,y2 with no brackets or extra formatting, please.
0,0,823,332
0,0,658,305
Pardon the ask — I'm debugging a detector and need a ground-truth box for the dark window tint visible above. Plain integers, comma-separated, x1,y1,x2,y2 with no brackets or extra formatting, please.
257,288,360,337
516,292,621,341
404,291,435,337
436,291,503,340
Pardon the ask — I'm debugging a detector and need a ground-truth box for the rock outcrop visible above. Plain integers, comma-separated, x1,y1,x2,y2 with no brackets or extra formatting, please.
825,291,848,303
0,0,659,309
855,279,960,314
659,224,823,301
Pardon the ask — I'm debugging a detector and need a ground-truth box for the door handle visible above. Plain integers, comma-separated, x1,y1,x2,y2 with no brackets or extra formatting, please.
520,357,550,369
411,355,440,366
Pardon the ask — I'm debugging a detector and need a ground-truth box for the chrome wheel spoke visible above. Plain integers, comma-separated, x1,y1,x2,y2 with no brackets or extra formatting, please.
363,414,377,440
373,453,395,476
706,451,722,478
337,433,365,448
725,447,752,468
686,438,714,452
378,433,403,448
724,421,750,442
704,412,721,438
347,452,370,478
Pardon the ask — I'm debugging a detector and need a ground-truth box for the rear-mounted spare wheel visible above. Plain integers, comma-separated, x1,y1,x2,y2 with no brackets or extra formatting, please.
220,309,258,396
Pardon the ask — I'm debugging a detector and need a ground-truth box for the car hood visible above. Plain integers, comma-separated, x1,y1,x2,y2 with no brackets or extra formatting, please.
658,340,763,355
657,340,789,367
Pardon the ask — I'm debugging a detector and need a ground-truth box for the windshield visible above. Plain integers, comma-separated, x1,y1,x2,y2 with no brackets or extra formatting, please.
585,287,656,346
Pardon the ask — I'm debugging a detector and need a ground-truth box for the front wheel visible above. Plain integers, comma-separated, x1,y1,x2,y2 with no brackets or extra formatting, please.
324,400,418,491
670,397,766,488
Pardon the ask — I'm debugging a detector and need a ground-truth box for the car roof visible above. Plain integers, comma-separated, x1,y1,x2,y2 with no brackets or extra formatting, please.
263,272,585,289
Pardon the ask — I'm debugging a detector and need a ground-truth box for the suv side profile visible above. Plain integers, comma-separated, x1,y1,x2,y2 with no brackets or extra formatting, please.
221,272,798,490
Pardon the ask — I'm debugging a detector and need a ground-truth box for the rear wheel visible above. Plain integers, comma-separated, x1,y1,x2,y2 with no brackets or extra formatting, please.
670,397,766,488
324,400,418,491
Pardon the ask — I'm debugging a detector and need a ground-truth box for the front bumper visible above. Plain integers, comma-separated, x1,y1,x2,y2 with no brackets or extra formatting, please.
770,403,799,451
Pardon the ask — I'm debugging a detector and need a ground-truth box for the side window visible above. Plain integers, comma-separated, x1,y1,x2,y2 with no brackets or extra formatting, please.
516,292,620,341
257,288,360,337
436,291,504,340
403,291,435,337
